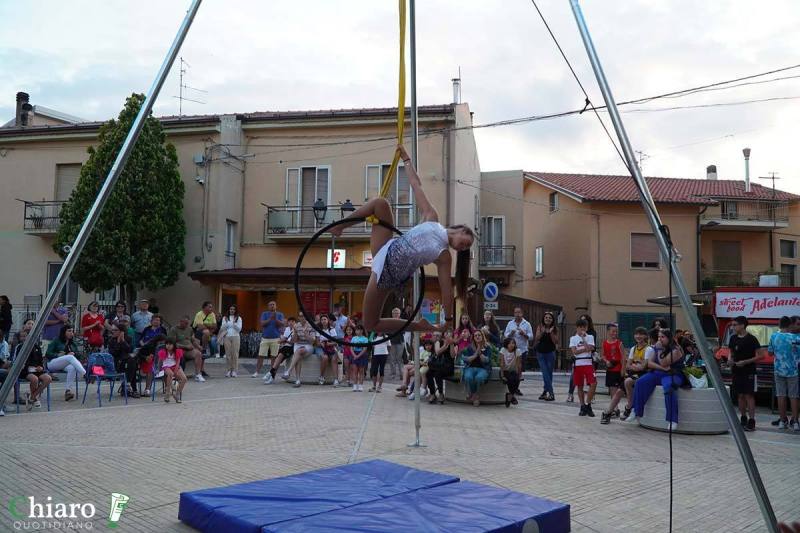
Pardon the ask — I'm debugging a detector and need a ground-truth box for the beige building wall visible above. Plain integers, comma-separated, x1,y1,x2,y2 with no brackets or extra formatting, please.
479,169,523,268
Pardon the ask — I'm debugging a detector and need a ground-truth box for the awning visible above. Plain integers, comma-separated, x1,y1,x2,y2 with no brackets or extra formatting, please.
646,291,713,307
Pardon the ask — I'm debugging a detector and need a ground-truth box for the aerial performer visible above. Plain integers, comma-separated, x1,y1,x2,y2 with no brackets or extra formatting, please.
330,144,475,333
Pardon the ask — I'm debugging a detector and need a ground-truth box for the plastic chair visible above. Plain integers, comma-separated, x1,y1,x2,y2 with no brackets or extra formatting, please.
15,377,51,414
82,353,128,407
150,361,183,403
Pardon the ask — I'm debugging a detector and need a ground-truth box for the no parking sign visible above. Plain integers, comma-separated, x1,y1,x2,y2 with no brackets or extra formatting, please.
483,282,499,310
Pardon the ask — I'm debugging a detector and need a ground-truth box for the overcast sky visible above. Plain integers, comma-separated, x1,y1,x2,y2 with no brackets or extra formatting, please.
1,0,798,192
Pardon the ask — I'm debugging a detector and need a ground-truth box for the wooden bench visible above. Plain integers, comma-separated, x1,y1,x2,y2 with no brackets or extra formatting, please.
640,386,728,435
444,367,508,405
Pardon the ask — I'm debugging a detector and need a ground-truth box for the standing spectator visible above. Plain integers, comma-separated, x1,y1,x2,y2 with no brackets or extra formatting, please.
500,337,522,407
351,325,370,392
168,315,204,381
107,324,139,398
80,301,105,351
568,313,597,402
104,301,130,332
569,318,597,417
263,317,295,384
342,324,356,386
147,298,160,315
255,301,284,378
369,332,390,393
0,330,10,412
0,295,12,338
158,338,187,403
480,311,502,347
130,300,153,347
220,304,243,377
769,316,800,431
503,307,533,371
42,301,69,350
332,304,349,337
388,308,405,379
602,323,625,403
427,330,455,404
461,330,492,407
534,311,559,401
728,316,766,431
16,329,51,411
45,324,86,401
192,301,218,360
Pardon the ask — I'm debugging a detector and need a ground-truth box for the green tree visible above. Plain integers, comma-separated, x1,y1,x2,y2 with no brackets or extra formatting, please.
54,93,186,304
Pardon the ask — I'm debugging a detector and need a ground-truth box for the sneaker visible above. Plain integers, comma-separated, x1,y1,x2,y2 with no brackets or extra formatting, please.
368,386,376,392
252,372,259,378
195,374,206,383
566,394,574,403
65,390,74,402
777,418,788,430
358,384,364,392
579,404,587,416
281,372,290,381
201,371,209,378
264,374,274,384
740,414,748,427
376,386,382,393
164,393,170,403
600,412,612,425
791,419,800,431
624,415,640,425
352,385,358,392
293,380,301,388
545,392,555,401
586,404,595,417
144,389,151,396
538,392,547,400
420,387,428,398
612,408,621,419
396,391,407,398
33,400,41,409
510,396,518,405
408,393,415,400
668,422,678,431
318,376,325,386
231,371,238,378
0,408,4,416
745,418,756,432
225,370,232,378
515,389,523,396
333,379,340,388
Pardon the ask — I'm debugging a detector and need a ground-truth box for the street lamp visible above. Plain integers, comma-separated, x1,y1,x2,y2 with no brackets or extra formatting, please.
340,199,355,218
312,198,327,225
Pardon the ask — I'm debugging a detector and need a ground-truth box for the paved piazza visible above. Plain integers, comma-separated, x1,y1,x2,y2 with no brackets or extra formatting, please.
1,359,797,532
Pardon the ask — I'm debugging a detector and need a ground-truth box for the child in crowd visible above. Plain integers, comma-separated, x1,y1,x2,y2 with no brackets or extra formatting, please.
602,323,624,404
342,324,356,387
569,319,597,417
500,337,522,407
158,338,187,403
351,325,369,392
138,334,166,397
369,332,390,393
601,327,652,424
402,339,433,400
263,317,295,384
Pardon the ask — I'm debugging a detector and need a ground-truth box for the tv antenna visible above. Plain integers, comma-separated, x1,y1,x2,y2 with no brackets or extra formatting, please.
173,57,207,115
635,150,650,172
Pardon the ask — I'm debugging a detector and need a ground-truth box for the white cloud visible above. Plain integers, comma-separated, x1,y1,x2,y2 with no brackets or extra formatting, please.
0,0,797,191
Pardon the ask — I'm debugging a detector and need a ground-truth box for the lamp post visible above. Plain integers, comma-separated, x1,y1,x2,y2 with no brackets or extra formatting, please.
311,198,329,313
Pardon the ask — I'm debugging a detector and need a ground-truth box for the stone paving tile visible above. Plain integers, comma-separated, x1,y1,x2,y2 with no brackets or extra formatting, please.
0,363,797,532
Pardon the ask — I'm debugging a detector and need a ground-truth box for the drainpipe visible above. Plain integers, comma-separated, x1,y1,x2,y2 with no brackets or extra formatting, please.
445,129,452,226
697,206,708,292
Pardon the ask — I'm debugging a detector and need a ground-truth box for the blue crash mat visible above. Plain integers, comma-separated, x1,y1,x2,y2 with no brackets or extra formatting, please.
262,480,570,533
178,460,459,533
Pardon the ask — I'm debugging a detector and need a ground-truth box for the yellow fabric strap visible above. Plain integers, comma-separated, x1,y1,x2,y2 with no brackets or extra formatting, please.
367,0,406,225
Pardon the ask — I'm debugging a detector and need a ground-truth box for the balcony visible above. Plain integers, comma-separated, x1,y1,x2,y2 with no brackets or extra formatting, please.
478,245,516,270
264,203,414,242
700,199,789,230
23,200,64,235
700,269,791,290
224,251,236,269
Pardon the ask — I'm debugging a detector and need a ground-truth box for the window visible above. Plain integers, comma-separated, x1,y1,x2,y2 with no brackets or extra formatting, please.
225,220,237,254
366,164,414,227
47,262,79,305
780,239,796,259
55,163,81,202
535,246,544,277
549,192,559,213
617,312,675,347
630,233,660,269
781,264,796,286
721,201,738,220
95,287,119,305
481,216,505,265
285,166,330,229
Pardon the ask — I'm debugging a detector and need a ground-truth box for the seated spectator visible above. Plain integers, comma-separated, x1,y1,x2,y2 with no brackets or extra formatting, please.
427,330,455,404
286,315,317,388
626,329,685,430
15,330,51,410
0,295,11,339
168,316,204,383
500,337,522,407
461,330,493,407
158,338,187,403
0,330,10,395
601,327,652,424
317,314,339,386
192,301,218,359
107,324,139,398
45,325,87,401
140,314,168,349
138,334,166,396
396,339,433,399
263,317,296,384
11,318,35,349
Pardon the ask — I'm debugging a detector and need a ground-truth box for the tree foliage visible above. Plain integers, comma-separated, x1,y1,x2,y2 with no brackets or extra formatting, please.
54,93,186,297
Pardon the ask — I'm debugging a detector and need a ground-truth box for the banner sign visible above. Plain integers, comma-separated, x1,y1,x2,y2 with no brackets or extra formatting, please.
715,291,800,318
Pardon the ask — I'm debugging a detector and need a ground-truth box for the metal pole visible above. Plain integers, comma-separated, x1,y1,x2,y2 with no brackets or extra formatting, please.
568,2,778,532
0,0,203,410
408,0,424,448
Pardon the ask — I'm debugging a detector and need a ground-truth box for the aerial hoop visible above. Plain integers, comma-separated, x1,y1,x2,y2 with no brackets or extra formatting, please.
294,216,425,348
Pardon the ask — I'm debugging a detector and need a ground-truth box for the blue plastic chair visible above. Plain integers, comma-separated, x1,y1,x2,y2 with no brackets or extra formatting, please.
14,377,51,414
82,353,128,407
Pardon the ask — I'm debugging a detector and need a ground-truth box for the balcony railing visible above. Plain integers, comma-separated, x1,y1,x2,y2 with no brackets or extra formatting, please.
23,200,64,234
479,245,516,268
700,269,791,290
700,199,789,225
264,203,414,239
224,251,236,269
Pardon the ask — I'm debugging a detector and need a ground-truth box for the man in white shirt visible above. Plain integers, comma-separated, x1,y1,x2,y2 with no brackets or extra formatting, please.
569,318,597,417
332,304,349,338
503,307,533,366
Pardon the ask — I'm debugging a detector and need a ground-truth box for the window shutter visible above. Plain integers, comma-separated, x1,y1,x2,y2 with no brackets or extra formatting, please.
631,233,660,267
56,163,81,201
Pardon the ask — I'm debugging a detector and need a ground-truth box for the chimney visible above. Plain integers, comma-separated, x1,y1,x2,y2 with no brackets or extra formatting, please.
706,165,717,180
15,92,32,127
742,147,751,193
451,77,461,104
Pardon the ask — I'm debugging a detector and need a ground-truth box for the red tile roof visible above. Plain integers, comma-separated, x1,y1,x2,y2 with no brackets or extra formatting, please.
524,172,799,204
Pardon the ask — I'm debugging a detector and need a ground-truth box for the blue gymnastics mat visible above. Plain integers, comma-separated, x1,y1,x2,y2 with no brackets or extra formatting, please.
178,460,570,533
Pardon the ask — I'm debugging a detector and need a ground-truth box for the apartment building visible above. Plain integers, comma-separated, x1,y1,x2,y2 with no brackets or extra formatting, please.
0,92,481,330
479,167,800,339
